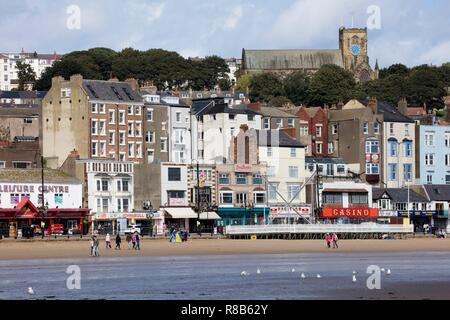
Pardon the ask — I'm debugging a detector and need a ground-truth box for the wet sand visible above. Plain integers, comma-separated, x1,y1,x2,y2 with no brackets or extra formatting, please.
1,238,449,260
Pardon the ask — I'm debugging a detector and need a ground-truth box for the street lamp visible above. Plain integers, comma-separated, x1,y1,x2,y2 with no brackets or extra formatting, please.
191,159,201,233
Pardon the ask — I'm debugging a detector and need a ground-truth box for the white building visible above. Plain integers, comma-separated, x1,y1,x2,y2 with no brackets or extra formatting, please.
169,105,190,163
191,99,262,164
224,58,242,85
0,51,61,90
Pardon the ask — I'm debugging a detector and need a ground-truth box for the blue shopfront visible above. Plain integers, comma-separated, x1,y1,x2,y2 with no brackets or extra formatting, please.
217,207,270,225
397,210,447,231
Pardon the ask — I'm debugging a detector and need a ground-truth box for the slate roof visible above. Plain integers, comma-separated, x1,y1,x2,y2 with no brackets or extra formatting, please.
243,49,344,71
0,91,47,99
82,80,142,103
424,185,450,201
255,130,304,148
0,169,80,184
372,188,428,202
360,99,415,123
258,106,295,118
0,106,39,117
196,101,260,117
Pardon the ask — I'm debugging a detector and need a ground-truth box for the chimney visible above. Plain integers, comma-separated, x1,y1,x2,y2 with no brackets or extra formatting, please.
397,97,408,115
70,74,83,87
69,149,80,159
125,78,138,92
281,127,296,139
51,76,64,88
337,100,344,110
368,97,378,114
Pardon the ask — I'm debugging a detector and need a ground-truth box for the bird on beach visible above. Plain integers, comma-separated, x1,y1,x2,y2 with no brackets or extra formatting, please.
316,274,321,279
380,268,386,273
256,268,261,274
352,275,357,283
291,268,296,273
386,269,391,275
241,271,250,276
300,273,306,279
27,287,34,295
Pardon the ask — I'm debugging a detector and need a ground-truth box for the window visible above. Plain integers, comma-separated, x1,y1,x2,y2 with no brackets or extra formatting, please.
135,106,141,115
100,141,106,156
389,123,394,135
316,142,323,154
288,184,300,201
445,133,450,147
404,141,412,157
236,193,247,205
174,130,185,144
374,123,380,134
389,141,398,156
446,154,450,166
446,175,450,185
136,143,142,158
92,142,98,156
128,122,134,136
176,112,181,123
147,109,154,121
128,143,134,158
328,142,334,154
54,194,63,205
91,120,98,135
403,164,412,182
425,153,434,166
0,161,5,169
147,149,154,162
263,118,270,129
146,131,154,143
91,103,97,113
122,198,129,212
315,125,322,137
127,105,133,115
322,192,342,204
219,173,229,184
268,184,277,200
168,168,181,181
365,140,379,154
337,165,345,174
99,104,105,113
254,193,265,205
267,147,273,157
425,132,434,146
388,163,397,181
99,120,106,135
267,166,276,177
405,124,410,136
61,88,71,98
102,198,109,212
135,122,142,137
12,161,31,169
363,122,369,134
332,124,338,135
288,166,298,178
247,115,254,121
10,194,20,204
119,132,125,145
349,193,368,204
300,127,308,136
236,173,247,184
252,174,262,185
230,127,235,136
119,111,125,124
290,148,296,157
23,118,33,124
288,118,294,128
427,174,433,184
109,110,115,124
109,131,115,145
229,114,235,120
276,119,283,129
122,180,129,192
161,138,167,152
366,163,379,175
220,192,233,205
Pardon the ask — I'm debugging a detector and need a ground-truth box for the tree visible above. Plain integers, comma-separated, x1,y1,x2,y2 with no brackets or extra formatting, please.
187,56,230,90
362,74,409,106
306,65,361,106
249,73,284,102
218,78,231,91
268,96,292,108
406,65,446,110
379,63,409,79
16,61,36,90
235,74,252,92
283,71,309,105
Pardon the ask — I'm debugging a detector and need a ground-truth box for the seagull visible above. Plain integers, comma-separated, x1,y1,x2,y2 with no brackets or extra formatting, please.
291,268,296,273
27,287,34,295
380,268,385,273
316,274,321,279
241,271,250,276
300,273,306,279
386,269,391,275
352,275,357,283
256,268,261,274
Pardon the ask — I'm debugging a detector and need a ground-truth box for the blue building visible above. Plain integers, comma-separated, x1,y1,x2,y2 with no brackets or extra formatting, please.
419,125,450,184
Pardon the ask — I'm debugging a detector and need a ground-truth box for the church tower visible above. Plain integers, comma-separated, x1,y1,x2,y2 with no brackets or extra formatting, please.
339,27,376,82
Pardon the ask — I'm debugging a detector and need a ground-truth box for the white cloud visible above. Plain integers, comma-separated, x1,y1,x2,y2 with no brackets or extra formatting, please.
224,6,243,30
419,41,450,65
130,1,166,22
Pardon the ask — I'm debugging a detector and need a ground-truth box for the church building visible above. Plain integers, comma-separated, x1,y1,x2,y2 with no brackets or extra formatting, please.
241,27,379,83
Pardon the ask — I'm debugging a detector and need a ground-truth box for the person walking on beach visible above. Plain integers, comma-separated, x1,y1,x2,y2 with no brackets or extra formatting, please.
115,234,121,250
135,232,141,250
325,233,331,248
131,232,137,249
105,233,111,249
90,236,95,256
332,233,339,249
169,229,176,242
93,236,100,257
126,233,132,249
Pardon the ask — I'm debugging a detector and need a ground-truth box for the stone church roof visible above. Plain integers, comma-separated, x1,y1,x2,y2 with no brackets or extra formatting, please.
242,49,344,71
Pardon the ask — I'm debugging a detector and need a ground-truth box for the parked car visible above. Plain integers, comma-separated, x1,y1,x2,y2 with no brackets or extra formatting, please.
124,224,141,235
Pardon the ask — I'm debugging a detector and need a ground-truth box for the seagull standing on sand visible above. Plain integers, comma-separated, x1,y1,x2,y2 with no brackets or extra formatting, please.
386,269,391,275
316,274,321,279
380,268,385,273
291,268,296,273
300,273,306,279
27,287,34,295
241,271,250,276
256,269,261,274
352,275,357,283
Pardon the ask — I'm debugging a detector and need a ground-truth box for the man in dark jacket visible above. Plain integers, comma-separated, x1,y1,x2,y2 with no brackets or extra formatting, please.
115,234,122,250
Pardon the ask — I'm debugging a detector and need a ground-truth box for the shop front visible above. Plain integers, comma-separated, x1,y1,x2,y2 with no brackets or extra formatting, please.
318,207,379,224
217,207,269,226
162,207,198,232
269,206,311,224
93,212,154,235
0,199,90,238
397,210,440,232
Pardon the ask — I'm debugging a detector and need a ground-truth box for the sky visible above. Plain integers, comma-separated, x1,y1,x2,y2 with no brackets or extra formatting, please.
1,0,449,68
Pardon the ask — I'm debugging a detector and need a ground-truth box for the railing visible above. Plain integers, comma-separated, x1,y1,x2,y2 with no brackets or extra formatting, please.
225,223,414,235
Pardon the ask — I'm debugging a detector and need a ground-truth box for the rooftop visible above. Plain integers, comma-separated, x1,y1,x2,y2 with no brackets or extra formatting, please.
424,185,450,201
0,169,80,184
256,130,305,148
372,188,428,203
82,80,142,103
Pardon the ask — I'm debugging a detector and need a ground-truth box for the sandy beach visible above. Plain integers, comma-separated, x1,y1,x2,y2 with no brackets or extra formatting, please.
1,238,449,260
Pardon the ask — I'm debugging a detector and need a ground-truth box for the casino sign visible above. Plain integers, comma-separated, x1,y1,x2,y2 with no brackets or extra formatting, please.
320,207,379,219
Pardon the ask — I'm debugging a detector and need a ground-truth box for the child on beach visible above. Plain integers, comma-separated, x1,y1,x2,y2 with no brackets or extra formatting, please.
105,233,111,249
325,233,331,248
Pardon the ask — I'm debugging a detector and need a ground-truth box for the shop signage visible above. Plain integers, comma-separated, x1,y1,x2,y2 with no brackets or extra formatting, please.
0,184,70,194
234,164,252,172
169,198,188,206
321,207,379,218
270,206,311,217
95,212,151,220
378,210,397,217
397,210,437,218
